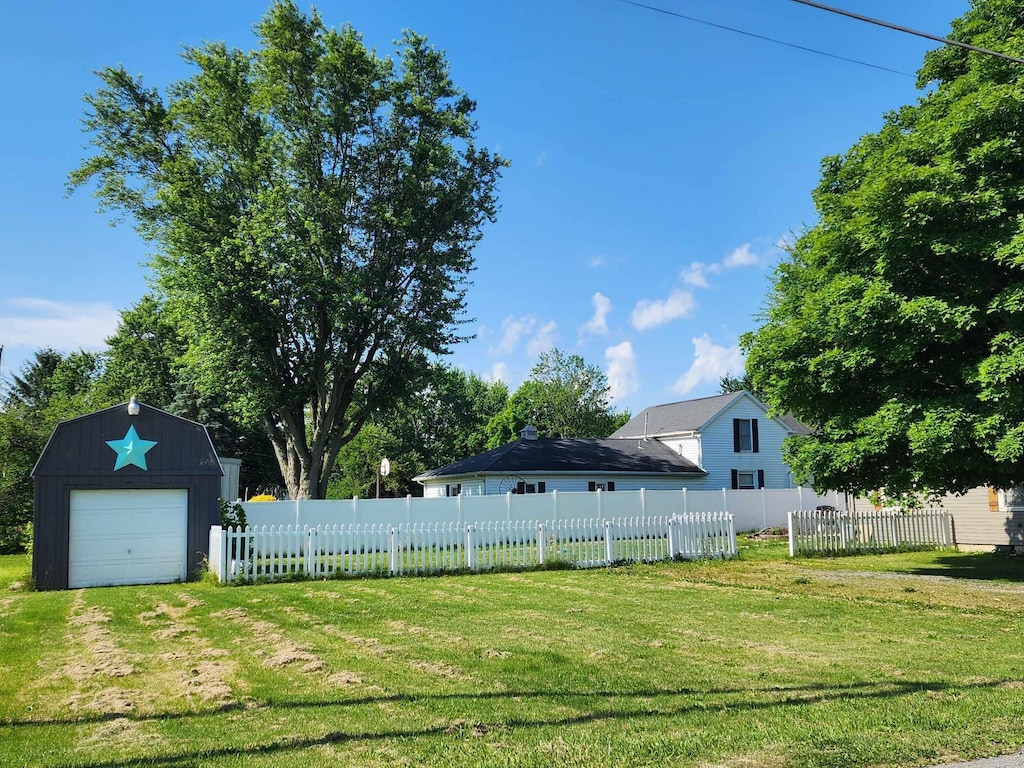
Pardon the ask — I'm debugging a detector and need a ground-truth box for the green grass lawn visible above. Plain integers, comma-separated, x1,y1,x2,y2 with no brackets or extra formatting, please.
0,540,1021,768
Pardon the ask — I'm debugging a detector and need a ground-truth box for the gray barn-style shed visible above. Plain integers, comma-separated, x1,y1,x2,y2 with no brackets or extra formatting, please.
32,401,223,590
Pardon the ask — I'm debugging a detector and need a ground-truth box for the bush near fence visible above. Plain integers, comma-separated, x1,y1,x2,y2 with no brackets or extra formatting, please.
788,507,953,557
208,512,738,583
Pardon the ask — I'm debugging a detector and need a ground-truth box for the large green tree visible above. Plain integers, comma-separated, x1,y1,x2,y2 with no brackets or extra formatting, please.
485,349,628,446
0,350,105,552
329,364,507,497
69,1,504,499
743,0,1024,497
97,296,283,494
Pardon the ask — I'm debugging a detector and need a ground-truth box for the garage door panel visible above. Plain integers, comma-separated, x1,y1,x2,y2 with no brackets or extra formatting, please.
69,489,188,588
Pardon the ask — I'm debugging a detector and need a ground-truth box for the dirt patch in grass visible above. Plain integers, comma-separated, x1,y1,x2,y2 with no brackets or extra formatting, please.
212,607,325,674
386,619,464,644
322,625,392,657
409,660,470,680
327,670,363,686
64,596,135,680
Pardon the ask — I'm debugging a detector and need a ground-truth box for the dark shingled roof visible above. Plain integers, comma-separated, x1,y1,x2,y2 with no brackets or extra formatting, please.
415,438,705,480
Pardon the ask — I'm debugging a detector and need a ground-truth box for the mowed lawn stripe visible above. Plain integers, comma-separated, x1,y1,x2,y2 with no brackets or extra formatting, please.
0,546,1022,767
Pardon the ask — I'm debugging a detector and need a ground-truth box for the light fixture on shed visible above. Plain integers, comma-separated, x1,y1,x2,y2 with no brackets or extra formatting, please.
127,396,140,416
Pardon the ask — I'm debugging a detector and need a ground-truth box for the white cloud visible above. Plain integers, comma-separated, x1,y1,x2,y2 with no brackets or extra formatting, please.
722,243,759,269
630,290,695,331
672,335,745,395
483,361,511,384
0,298,120,351
605,341,638,404
579,292,612,339
680,261,720,288
588,255,606,269
526,320,558,358
490,315,536,355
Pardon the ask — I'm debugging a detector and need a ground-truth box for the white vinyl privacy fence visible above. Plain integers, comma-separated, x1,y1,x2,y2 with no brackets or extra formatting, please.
240,487,843,533
788,507,953,556
208,513,737,582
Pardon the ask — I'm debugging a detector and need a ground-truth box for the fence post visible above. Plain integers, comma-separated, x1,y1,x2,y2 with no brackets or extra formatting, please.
457,493,463,526
722,488,728,513
306,528,314,579
798,485,804,510
597,488,603,519
389,527,399,575
604,520,614,564
552,489,559,522
889,513,899,548
641,488,647,517
667,515,676,557
537,523,546,565
788,511,796,557
406,494,412,525
465,525,475,570
761,487,767,529
682,487,687,515
506,491,512,522
353,495,359,524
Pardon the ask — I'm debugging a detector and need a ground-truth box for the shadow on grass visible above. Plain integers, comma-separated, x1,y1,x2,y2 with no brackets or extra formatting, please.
8,678,1022,767
907,551,1024,582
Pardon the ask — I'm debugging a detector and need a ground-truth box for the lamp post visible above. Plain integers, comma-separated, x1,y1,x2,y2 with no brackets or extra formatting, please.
376,457,391,499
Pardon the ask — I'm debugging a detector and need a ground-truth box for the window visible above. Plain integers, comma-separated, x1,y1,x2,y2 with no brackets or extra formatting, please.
731,470,765,490
733,418,759,453
587,482,614,492
445,484,462,497
516,481,538,494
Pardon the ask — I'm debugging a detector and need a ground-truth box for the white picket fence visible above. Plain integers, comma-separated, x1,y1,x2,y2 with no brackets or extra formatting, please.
239,487,844,534
788,507,953,556
208,512,737,582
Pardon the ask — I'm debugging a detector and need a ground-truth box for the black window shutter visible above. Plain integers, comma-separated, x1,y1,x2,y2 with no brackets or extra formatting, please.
538,481,546,493
588,481,597,492
752,419,760,453
445,484,450,497
730,469,739,490
608,481,616,492
516,481,526,495
733,419,741,452
757,470,765,489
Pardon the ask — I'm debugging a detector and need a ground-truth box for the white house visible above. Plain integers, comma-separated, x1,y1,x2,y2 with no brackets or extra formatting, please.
608,391,809,490
414,425,706,497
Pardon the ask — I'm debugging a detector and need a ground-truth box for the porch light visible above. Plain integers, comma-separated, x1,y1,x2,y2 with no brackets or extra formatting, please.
127,396,140,416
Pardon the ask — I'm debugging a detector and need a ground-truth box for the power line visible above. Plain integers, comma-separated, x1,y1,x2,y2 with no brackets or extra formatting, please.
791,0,1024,66
616,0,912,77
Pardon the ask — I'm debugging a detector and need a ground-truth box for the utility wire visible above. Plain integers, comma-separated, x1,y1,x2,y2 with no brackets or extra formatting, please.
791,0,1024,66
617,0,912,77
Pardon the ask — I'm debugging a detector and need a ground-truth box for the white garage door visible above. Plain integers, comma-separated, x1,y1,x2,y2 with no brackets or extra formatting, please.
69,489,188,588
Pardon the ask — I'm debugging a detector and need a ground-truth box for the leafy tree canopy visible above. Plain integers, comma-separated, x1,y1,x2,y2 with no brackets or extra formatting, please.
0,350,105,552
69,1,505,499
329,364,507,497
485,349,629,447
743,0,1024,498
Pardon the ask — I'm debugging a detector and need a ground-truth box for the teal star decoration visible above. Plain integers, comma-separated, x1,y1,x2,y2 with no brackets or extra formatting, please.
105,425,158,471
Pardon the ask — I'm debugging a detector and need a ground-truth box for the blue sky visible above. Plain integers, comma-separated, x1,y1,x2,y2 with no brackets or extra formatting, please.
0,0,968,414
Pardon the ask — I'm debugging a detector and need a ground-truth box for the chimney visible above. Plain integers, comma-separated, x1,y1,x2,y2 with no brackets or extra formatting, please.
520,425,539,441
